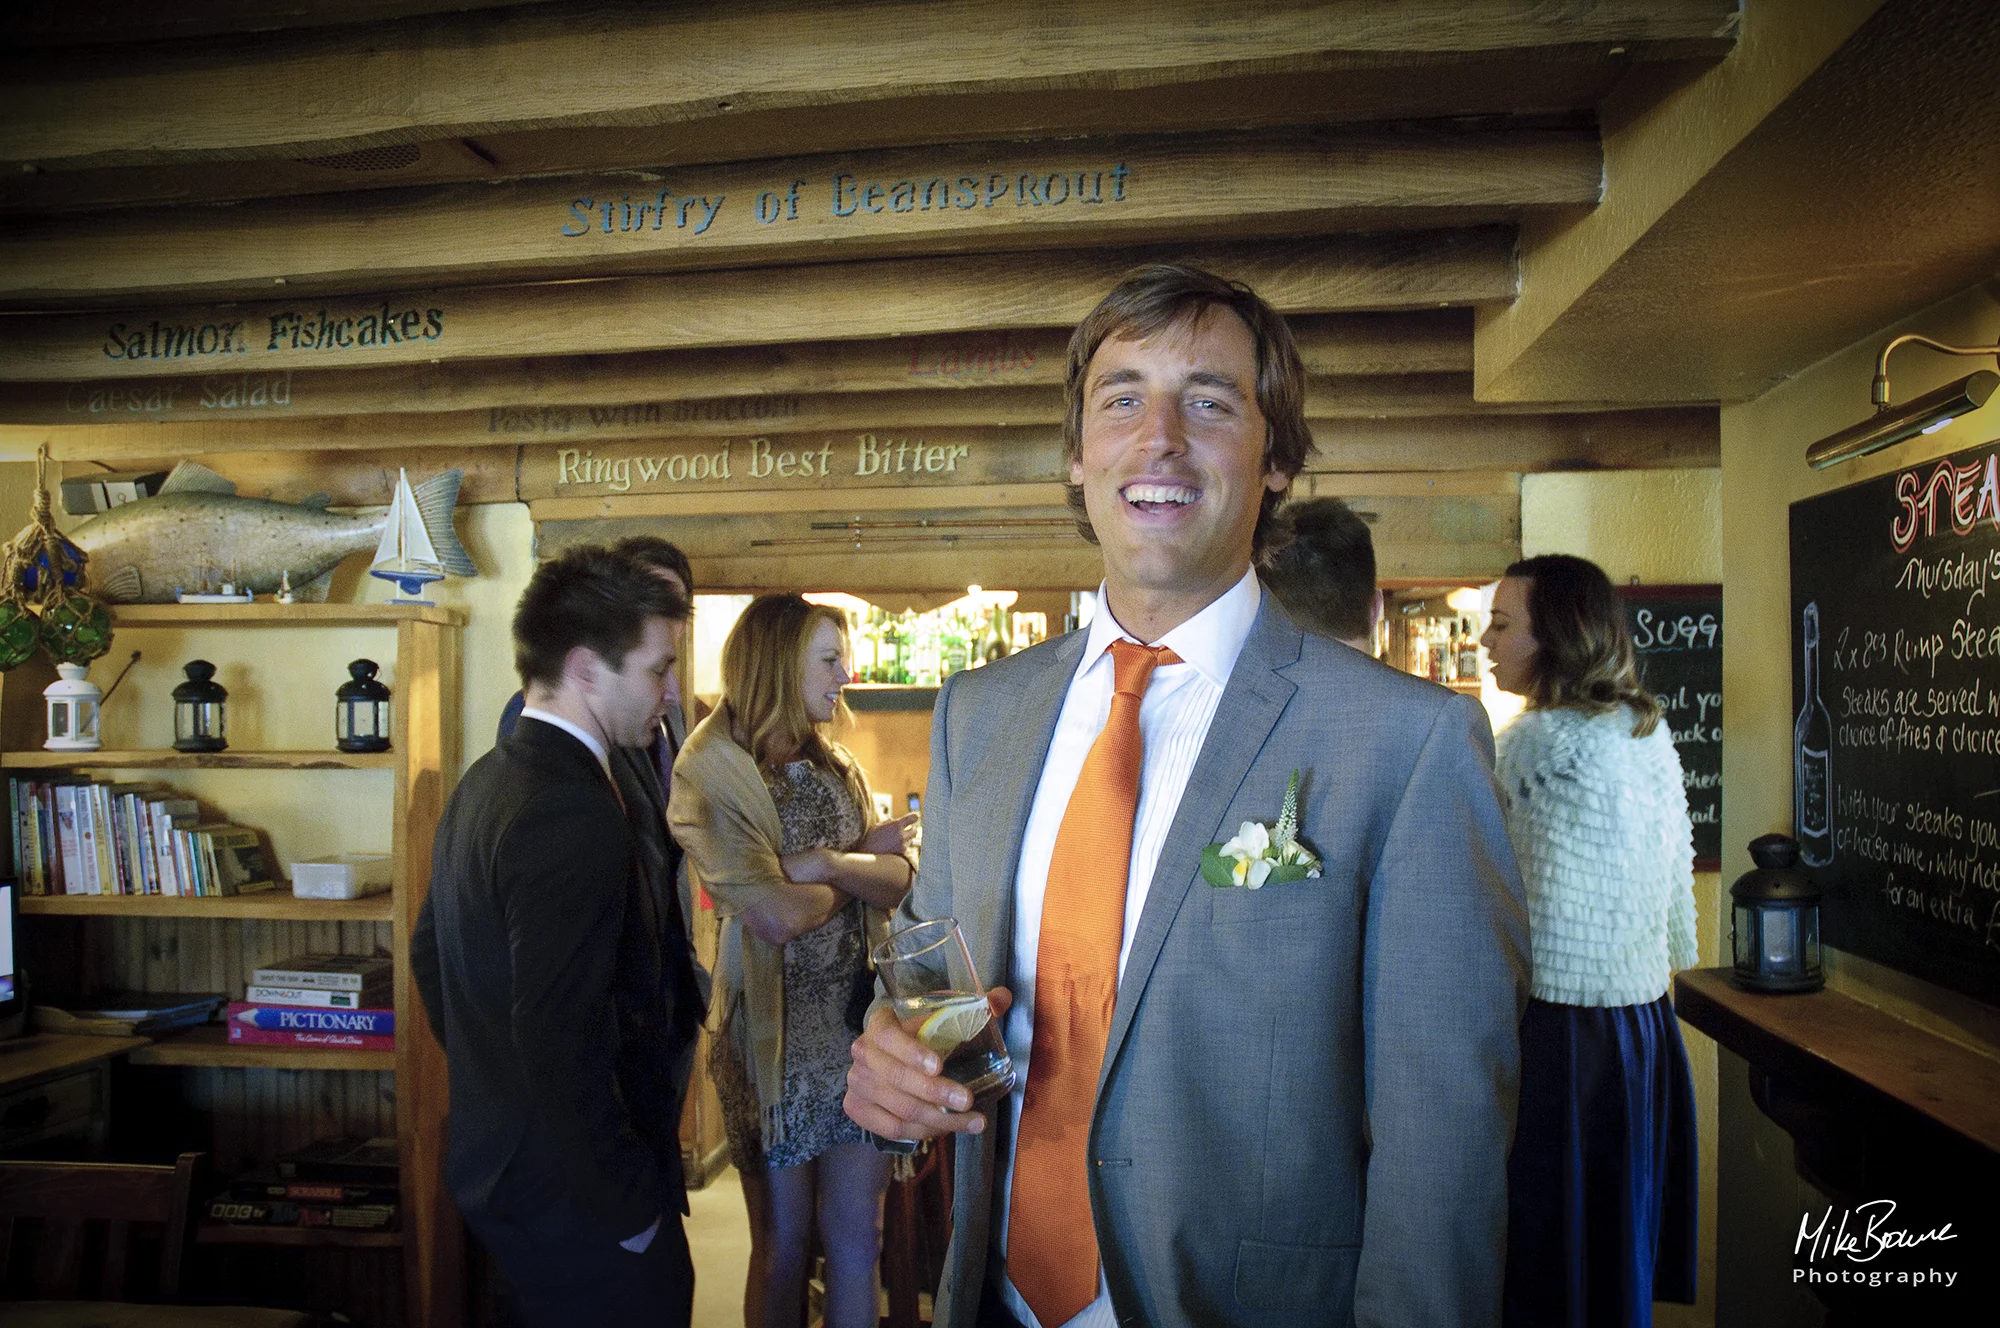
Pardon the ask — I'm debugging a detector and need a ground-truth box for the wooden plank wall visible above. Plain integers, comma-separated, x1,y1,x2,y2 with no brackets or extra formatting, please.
102,916,397,1174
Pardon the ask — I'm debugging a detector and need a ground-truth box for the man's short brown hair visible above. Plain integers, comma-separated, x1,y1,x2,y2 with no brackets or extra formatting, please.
1262,497,1377,642
1063,263,1317,554
513,545,690,690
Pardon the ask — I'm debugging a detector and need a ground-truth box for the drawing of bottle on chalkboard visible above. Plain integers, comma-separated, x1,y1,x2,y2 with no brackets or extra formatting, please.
1795,601,1835,867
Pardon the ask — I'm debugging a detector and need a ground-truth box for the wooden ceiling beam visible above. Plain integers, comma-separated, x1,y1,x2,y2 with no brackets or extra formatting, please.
0,232,1516,381
0,2,564,48
39,411,1713,503
24,373,1680,460
0,0,1739,170
0,313,1473,422
0,127,1598,305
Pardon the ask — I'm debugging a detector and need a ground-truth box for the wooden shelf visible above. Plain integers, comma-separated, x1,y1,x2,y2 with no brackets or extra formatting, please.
128,1026,396,1072
1,749,395,770
0,1032,151,1084
197,1223,401,1249
1675,967,2000,1155
20,892,393,921
111,603,463,628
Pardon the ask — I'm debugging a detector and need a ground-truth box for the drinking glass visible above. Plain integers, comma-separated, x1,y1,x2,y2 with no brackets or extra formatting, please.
872,917,1016,1107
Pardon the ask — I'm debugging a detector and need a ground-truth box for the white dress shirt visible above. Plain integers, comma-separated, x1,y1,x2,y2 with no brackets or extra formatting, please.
997,568,1262,1328
518,707,610,776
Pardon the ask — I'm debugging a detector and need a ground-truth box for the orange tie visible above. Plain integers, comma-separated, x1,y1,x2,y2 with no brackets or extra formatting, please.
1010,639,1181,1327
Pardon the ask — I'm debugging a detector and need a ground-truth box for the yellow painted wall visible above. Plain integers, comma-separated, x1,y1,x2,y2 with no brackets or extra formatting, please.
1717,277,2000,1324
1521,468,1726,1328
1523,469,1722,585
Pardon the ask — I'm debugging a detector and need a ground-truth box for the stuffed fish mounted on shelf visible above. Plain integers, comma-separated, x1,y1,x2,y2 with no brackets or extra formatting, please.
70,461,478,605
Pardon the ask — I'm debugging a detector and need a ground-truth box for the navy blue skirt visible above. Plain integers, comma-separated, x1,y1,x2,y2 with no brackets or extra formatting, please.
1503,995,1698,1328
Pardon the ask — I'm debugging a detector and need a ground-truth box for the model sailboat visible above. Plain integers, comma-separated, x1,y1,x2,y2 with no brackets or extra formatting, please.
369,469,445,604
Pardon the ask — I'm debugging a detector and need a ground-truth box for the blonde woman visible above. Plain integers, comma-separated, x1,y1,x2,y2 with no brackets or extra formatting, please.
668,594,917,1328
1482,555,1698,1328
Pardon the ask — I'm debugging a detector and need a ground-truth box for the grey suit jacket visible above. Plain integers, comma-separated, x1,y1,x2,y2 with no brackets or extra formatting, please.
906,594,1529,1328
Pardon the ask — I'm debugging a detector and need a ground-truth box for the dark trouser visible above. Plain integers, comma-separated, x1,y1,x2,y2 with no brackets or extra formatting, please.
489,1213,694,1328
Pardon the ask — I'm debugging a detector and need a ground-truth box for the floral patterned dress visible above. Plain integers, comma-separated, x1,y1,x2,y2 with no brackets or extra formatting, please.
710,758,870,1169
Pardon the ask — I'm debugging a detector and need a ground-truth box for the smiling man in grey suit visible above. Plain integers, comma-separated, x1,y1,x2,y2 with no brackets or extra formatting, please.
847,265,1530,1328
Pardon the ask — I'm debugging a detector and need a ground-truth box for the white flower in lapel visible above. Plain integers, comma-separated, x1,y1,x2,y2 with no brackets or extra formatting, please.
1203,770,1323,888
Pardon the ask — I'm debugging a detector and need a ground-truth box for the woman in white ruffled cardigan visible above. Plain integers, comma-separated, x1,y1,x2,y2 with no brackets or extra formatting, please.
1482,554,1700,1328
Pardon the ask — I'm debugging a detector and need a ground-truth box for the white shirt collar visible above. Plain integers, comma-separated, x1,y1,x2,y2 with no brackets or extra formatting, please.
1078,565,1262,688
518,706,610,773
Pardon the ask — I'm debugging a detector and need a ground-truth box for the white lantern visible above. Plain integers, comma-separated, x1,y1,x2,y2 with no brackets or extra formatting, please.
43,663,103,752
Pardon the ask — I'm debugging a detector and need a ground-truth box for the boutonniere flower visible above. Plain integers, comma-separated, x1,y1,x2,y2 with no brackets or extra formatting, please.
1201,770,1322,888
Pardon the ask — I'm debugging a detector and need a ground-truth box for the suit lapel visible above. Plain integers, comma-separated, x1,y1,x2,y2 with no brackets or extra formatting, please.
959,630,1087,988
1101,600,1302,1082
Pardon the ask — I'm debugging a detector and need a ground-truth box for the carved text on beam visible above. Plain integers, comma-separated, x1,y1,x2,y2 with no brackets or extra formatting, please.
540,432,1049,497
101,303,446,366
27,333,1049,423
557,162,1131,241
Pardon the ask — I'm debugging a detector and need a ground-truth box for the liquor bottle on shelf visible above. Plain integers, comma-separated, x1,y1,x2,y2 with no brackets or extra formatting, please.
1428,623,1448,684
1793,601,1835,867
940,614,970,678
982,607,1012,664
1457,618,1481,682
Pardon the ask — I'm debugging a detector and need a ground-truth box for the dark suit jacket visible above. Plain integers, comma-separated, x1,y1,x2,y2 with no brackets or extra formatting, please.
500,690,701,965
411,717,705,1250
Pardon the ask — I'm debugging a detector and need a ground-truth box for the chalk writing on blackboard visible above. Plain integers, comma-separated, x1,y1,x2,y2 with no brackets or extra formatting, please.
1621,586,1723,868
1790,438,2000,1006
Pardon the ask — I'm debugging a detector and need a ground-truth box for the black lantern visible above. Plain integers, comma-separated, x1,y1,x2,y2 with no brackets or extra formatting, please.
171,659,228,753
1729,833,1824,993
335,659,392,753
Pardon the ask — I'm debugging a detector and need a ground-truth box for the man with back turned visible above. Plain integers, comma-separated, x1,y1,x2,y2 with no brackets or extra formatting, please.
412,545,703,1327
1262,495,1384,652
845,265,1529,1327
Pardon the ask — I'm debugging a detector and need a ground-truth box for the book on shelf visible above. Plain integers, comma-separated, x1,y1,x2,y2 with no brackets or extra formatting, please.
227,1025,394,1052
33,991,223,1036
252,954,392,992
244,982,390,1009
277,1136,401,1185
5,774,274,898
228,1002,394,1036
224,1167,400,1206
60,470,169,516
205,1196,399,1231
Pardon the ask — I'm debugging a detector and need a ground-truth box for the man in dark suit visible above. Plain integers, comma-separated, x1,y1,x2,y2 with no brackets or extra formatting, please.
498,535,700,969
413,544,704,1328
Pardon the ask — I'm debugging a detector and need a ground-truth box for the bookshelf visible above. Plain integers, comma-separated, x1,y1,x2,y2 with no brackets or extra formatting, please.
20,894,394,921
130,1025,398,1072
3,750,397,771
0,602,464,1328
197,1224,403,1250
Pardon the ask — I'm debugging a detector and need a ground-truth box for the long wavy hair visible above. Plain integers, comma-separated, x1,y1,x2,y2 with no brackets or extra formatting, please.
718,594,872,817
1506,555,1663,738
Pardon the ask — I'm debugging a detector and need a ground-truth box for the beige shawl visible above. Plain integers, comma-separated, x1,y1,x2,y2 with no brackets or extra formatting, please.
667,706,885,1148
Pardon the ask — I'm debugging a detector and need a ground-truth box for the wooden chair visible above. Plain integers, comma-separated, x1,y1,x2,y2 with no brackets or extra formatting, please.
0,1152,310,1326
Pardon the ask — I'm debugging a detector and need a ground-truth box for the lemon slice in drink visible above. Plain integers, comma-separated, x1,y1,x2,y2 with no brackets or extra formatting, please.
915,996,990,1054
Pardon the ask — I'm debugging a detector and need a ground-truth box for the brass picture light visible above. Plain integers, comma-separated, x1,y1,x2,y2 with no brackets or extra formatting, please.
1804,334,1999,469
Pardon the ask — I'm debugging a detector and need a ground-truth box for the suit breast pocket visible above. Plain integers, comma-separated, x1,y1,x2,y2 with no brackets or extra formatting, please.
1207,874,1353,928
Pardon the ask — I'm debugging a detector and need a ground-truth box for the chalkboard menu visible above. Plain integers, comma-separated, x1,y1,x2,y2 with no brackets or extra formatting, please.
1790,437,2000,1007
1621,586,1723,869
